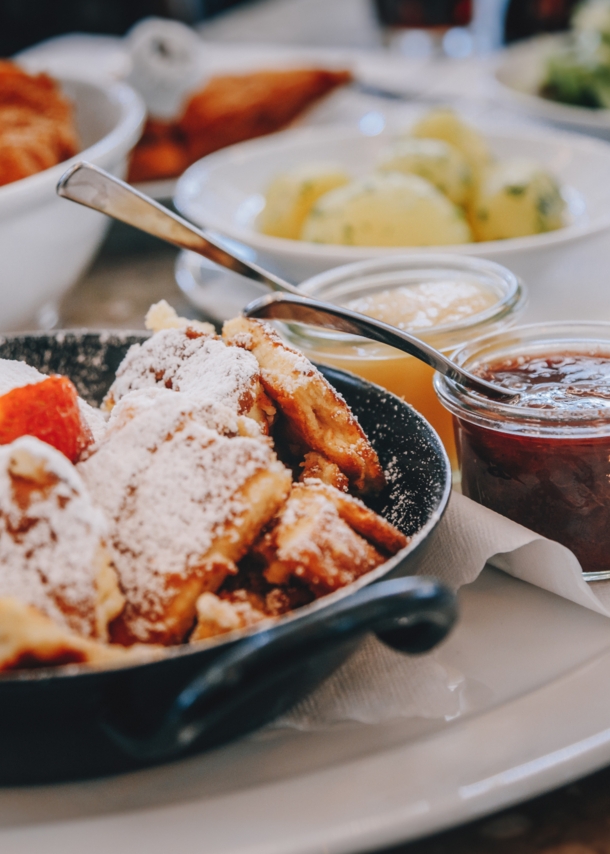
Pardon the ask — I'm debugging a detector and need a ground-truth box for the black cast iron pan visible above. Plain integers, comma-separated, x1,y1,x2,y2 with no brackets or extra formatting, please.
0,331,454,785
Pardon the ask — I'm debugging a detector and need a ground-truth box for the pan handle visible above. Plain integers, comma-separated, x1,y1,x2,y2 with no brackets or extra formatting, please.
103,576,457,761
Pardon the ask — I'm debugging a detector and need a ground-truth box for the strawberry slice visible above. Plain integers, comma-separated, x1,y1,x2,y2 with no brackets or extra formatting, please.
0,375,93,463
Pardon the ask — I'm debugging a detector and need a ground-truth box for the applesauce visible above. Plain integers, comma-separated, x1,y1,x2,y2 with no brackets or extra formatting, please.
283,256,527,469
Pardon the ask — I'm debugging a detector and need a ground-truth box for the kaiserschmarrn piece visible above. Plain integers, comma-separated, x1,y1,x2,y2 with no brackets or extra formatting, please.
0,436,124,643
79,390,292,645
0,598,134,671
299,450,349,492
251,479,408,596
104,327,276,433
144,299,215,335
191,589,270,642
223,316,385,494
191,580,313,642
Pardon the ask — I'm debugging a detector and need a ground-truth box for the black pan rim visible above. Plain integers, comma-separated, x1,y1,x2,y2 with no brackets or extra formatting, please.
0,329,452,685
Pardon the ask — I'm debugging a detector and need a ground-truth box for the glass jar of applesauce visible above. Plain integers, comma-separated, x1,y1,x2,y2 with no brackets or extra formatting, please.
282,255,526,469
434,322,610,580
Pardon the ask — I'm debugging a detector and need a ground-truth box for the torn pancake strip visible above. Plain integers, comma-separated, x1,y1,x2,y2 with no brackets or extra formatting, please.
105,326,275,432
223,317,385,493
79,391,291,645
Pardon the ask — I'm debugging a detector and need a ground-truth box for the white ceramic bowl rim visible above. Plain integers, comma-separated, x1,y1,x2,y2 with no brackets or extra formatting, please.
0,77,145,215
174,121,610,260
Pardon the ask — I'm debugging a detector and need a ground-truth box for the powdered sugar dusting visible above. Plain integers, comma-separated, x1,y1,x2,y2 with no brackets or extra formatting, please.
0,359,45,396
227,319,316,390
78,399,107,445
107,329,261,414
250,321,312,370
279,493,360,569
226,317,351,408
105,388,243,440
271,483,383,591
0,436,106,638
79,391,282,639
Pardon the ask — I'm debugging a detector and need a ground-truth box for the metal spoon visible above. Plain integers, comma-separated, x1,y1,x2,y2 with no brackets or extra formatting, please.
56,162,516,402
244,292,518,402
56,161,301,296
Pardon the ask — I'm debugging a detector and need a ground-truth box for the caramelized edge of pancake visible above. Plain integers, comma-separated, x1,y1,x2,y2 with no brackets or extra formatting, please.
0,598,136,672
94,546,126,641
302,480,409,555
223,317,385,494
252,480,407,592
256,481,387,594
299,451,349,492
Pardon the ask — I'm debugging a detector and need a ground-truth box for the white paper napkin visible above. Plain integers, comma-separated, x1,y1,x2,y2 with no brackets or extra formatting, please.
270,491,610,731
417,491,610,617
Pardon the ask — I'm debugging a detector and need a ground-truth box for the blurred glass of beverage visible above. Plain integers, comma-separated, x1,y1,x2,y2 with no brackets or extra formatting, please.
373,0,474,56
503,0,579,42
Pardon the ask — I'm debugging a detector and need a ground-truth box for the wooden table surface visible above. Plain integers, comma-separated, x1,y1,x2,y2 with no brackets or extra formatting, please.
55,222,610,854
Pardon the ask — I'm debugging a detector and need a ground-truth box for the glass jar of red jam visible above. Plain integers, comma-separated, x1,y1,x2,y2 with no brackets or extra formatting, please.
434,322,610,580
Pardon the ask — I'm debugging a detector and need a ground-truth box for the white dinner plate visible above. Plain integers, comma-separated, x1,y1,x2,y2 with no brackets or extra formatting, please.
494,33,610,139
3,566,610,854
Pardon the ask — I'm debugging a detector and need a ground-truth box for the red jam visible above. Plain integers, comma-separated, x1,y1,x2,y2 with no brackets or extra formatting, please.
457,352,610,574
476,353,610,411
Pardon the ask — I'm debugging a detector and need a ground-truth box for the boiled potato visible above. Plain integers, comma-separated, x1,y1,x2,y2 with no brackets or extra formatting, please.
377,137,472,206
410,108,491,176
300,172,472,247
470,158,565,241
259,162,350,239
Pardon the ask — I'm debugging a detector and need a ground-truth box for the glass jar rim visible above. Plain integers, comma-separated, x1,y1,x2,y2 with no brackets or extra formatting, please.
289,254,527,349
435,320,610,437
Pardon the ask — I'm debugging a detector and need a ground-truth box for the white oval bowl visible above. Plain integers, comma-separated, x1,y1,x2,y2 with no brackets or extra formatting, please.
0,77,145,330
173,121,610,323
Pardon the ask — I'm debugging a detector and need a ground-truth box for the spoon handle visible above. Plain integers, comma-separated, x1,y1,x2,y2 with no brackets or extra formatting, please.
57,162,299,295
244,292,516,401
